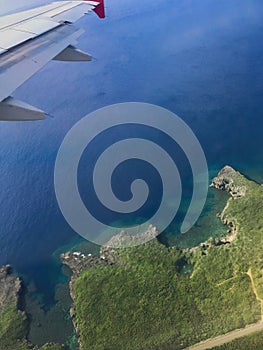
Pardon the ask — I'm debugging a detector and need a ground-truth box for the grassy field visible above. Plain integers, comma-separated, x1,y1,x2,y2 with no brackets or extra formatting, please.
74,168,263,349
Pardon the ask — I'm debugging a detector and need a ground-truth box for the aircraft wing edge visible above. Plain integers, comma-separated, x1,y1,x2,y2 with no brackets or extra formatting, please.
0,0,106,121
0,97,45,121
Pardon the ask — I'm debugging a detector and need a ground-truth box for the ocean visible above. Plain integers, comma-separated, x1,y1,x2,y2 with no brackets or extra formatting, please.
0,0,263,346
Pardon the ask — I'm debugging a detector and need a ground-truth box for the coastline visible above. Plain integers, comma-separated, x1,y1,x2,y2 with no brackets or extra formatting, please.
60,252,111,348
61,165,263,349
210,165,245,243
1,165,262,349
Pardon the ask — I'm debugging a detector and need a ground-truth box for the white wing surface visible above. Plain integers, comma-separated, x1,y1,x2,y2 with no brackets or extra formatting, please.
0,0,105,121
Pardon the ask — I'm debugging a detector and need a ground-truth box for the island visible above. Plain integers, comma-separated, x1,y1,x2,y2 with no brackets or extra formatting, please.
2,166,263,350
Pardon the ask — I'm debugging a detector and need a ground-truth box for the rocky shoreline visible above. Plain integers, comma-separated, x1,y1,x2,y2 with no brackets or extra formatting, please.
183,165,246,258
0,166,250,349
0,264,23,310
211,165,247,198
60,167,249,348
211,165,247,242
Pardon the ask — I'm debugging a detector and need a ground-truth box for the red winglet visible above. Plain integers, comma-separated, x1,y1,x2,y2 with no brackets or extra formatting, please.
93,0,105,18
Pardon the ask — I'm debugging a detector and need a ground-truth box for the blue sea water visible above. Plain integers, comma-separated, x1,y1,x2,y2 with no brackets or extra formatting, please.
1,0,263,343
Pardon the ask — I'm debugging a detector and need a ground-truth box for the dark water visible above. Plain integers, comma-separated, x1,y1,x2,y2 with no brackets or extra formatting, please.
1,0,263,345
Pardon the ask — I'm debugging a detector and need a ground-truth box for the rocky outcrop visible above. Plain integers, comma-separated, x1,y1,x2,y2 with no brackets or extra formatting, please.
61,252,109,277
100,224,159,264
0,265,23,309
0,265,34,348
210,165,247,198
182,166,246,257
210,165,247,243
219,216,238,243
102,224,159,249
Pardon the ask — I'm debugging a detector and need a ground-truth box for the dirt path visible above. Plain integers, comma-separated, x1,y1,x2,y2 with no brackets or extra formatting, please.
186,269,263,349
185,321,263,350
247,268,263,320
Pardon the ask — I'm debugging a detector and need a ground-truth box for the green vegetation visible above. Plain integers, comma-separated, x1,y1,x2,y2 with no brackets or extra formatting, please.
0,302,65,350
0,302,29,350
75,241,259,350
220,173,263,297
74,168,263,349
211,330,263,349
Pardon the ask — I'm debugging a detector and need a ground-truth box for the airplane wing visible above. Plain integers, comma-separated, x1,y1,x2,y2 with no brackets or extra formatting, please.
0,0,105,121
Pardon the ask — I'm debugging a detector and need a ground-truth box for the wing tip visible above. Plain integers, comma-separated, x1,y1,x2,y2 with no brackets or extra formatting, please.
93,0,105,18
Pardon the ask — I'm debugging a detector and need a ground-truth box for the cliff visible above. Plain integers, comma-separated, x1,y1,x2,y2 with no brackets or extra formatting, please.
211,165,247,198
0,265,22,310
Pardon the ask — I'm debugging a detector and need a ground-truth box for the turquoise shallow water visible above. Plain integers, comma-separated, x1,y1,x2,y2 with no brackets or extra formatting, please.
0,0,263,346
